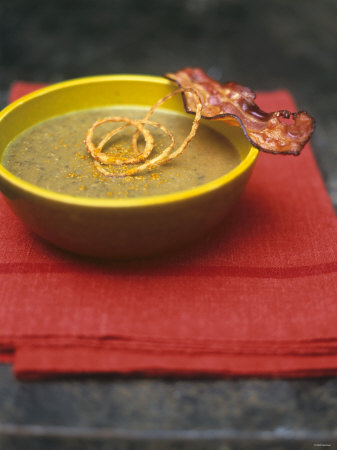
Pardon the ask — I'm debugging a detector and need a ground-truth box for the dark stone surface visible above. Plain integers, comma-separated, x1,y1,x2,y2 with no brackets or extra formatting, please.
0,0,337,448
0,364,337,449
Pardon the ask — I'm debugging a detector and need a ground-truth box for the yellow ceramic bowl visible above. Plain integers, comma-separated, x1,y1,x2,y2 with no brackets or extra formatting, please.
0,75,258,258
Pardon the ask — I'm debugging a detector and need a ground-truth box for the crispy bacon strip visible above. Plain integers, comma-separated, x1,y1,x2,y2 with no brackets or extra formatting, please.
165,68,315,155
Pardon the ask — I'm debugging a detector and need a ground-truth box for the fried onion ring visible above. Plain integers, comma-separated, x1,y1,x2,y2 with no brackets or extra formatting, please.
93,119,175,177
85,88,202,178
85,117,155,165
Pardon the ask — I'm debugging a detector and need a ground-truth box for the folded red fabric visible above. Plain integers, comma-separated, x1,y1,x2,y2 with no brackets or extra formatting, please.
0,82,336,379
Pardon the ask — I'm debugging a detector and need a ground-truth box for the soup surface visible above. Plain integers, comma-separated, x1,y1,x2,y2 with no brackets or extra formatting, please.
2,106,241,198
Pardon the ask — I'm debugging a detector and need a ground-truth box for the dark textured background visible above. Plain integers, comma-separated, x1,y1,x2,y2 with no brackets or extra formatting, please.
0,0,337,448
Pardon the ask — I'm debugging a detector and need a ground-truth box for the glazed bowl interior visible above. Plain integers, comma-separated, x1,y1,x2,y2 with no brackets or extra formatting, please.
0,75,258,258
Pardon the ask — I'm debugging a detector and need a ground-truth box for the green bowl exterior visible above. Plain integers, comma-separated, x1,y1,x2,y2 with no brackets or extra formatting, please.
0,75,258,258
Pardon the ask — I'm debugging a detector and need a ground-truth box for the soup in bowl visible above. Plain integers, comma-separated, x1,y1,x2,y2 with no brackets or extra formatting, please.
0,75,258,258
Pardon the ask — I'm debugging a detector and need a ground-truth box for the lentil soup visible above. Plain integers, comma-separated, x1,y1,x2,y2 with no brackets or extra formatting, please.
2,106,241,198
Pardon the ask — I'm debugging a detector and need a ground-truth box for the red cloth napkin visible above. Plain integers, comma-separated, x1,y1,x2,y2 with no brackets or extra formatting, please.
1,82,336,379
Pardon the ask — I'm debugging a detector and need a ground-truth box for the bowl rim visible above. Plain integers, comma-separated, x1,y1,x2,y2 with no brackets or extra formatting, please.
0,74,259,208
